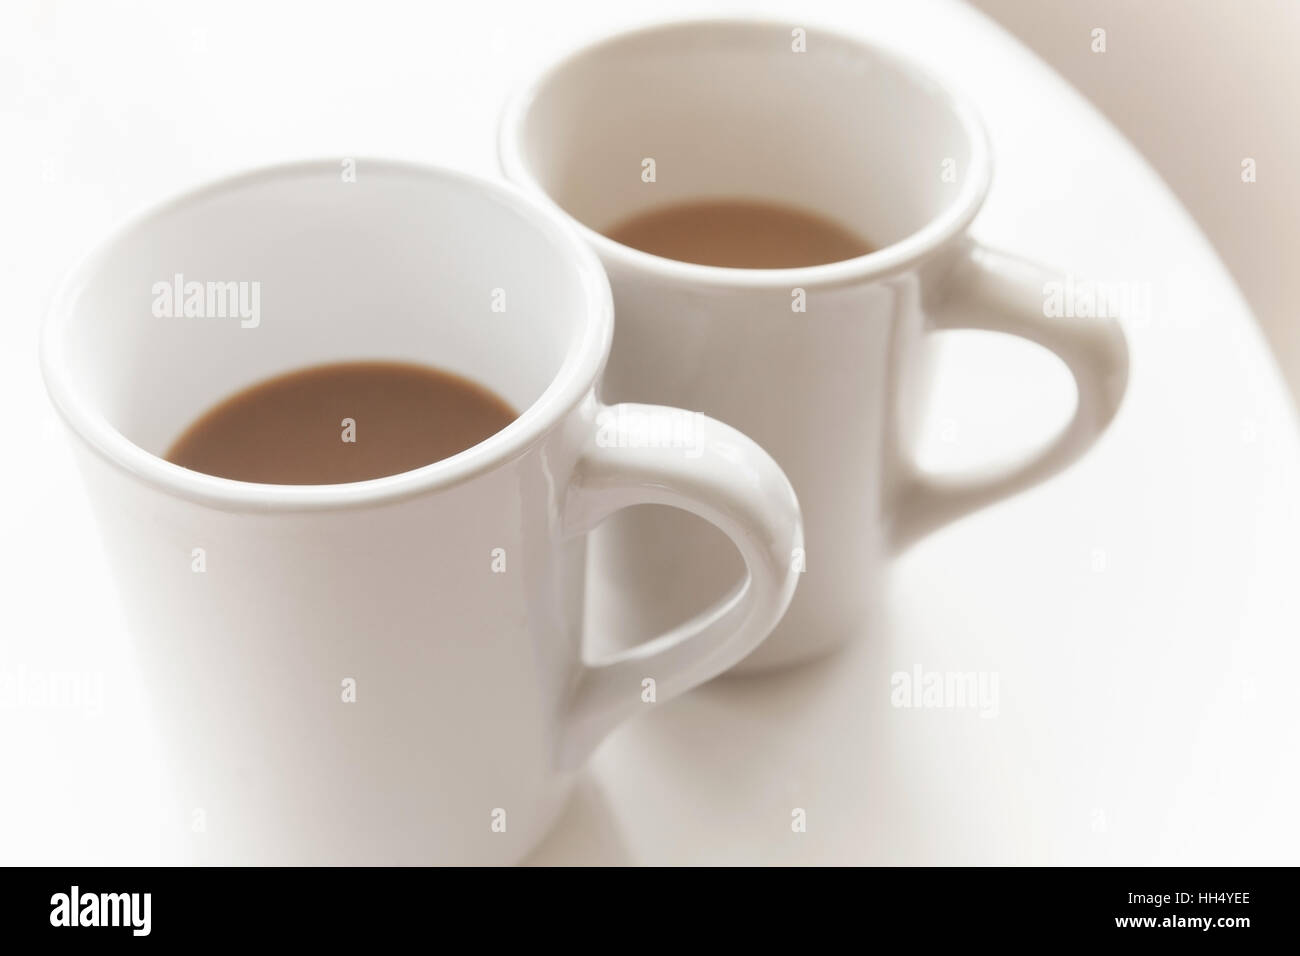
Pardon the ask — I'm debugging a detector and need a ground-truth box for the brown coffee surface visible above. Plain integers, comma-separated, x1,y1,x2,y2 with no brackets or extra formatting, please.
166,361,518,484
603,198,873,269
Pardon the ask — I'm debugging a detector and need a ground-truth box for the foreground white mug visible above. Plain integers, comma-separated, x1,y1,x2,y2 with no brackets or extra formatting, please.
500,18,1129,671
40,160,802,864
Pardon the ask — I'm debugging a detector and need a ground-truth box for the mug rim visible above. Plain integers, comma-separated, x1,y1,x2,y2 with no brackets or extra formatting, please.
39,158,615,513
498,15,993,290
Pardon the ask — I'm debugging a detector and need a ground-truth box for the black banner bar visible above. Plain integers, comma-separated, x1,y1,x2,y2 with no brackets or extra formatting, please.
0,866,1287,943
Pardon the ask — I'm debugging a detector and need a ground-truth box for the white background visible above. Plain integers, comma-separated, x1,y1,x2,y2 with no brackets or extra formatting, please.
2,0,1298,864
973,0,1300,405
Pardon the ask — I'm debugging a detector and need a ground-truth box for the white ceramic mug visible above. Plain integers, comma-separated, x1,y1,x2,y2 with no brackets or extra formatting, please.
500,18,1129,671
40,160,802,864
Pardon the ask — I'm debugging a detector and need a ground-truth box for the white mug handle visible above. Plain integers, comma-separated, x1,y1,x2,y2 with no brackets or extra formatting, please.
892,241,1130,551
558,402,803,769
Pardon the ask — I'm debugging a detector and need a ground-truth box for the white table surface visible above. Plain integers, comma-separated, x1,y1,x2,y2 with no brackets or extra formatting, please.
2,0,1297,866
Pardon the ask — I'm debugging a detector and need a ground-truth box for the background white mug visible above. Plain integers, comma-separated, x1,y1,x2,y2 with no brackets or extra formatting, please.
40,160,802,864
500,18,1129,671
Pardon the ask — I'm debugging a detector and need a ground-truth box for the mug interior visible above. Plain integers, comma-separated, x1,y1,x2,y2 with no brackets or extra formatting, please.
509,19,984,260
44,161,608,484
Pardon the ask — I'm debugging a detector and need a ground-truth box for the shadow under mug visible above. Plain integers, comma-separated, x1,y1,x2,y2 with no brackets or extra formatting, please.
499,17,1130,671
39,160,803,864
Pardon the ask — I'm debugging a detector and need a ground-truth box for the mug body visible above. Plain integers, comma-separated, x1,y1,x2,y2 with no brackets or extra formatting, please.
500,19,991,669
41,161,615,863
